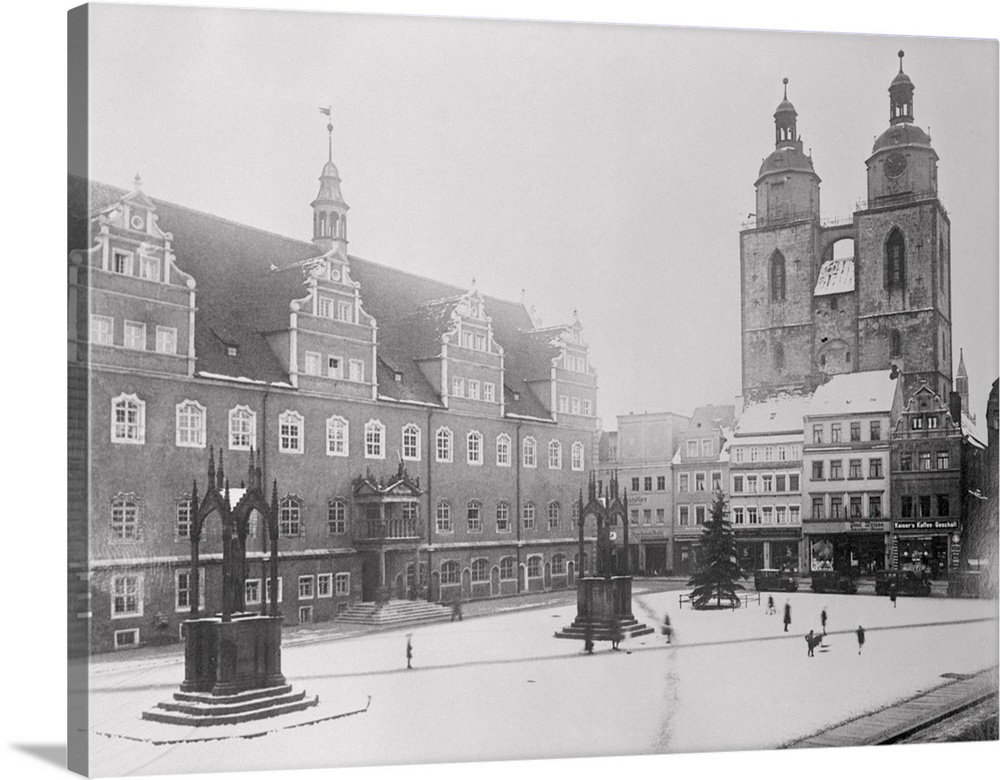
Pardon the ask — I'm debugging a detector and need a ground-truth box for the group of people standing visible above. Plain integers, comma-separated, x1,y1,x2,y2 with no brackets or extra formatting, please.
768,596,867,658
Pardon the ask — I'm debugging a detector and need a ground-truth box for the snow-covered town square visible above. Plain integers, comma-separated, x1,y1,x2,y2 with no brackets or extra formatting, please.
85,583,998,776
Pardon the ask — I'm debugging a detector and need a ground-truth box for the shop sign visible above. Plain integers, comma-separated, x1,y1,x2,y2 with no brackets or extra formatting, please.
849,520,889,532
734,526,802,539
804,521,887,534
894,520,959,532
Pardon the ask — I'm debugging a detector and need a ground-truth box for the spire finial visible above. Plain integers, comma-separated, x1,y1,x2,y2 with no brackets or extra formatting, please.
319,106,333,163
898,50,905,72
782,77,788,100
133,173,143,191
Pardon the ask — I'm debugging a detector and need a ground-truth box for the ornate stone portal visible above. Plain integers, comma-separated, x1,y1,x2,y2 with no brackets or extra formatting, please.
555,472,654,642
142,448,318,727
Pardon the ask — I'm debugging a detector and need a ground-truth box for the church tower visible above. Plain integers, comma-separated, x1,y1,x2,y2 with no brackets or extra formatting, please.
854,52,952,400
311,114,349,255
740,79,823,399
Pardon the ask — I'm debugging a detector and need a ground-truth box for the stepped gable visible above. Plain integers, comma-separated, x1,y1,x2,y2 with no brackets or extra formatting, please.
68,176,563,419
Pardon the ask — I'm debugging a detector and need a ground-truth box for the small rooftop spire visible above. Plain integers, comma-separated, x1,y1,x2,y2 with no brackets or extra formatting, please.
133,173,143,192
783,77,788,100
319,106,333,162
898,50,905,72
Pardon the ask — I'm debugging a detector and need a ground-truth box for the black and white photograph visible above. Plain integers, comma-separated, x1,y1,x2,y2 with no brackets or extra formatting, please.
16,1,1000,779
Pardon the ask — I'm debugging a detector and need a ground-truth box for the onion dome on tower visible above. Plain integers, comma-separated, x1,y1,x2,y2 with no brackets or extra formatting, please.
867,51,938,199
754,78,821,225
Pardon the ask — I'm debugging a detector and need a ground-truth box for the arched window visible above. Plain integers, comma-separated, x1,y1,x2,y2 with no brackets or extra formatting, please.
571,441,585,471
440,560,460,585
547,501,560,529
436,427,453,462
548,440,562,469
327,498,348,535
496,501,510,532
229,405,256,451
326,416,349,456
889,330,902,359
773,342,785,371
364,419,385,459
110,493,141,540
496,433,511,466
467,500,482,532
471,559,489,583
527,556,542,578
435,500,452,532
112,393,145,444
402,423,421,461
885,229,906,290
467,431,483,465
499,557,516,580
175,400,206,448
522,436,537,468
770,251,786,302
522,501,536,530
278,495,302,537
278,410,304,454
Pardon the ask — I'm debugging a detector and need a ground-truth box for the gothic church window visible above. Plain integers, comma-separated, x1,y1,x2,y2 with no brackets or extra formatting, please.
885,229,906,290
889,330,902,359
770,252,786,302
773,343,785,371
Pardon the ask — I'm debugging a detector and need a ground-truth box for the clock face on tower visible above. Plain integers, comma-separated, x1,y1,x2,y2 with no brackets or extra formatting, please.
884,152,908,179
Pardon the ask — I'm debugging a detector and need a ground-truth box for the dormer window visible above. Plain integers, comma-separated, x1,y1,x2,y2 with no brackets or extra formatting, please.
319,297,335,319
337,300,353,322
475,334,486,351
139,255,160,281
227,346,238,358
112,250,133,276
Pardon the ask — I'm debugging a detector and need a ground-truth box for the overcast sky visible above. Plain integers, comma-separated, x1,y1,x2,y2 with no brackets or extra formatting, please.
82,3,999,430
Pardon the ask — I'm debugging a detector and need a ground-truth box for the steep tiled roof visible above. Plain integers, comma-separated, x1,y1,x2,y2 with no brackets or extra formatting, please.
807,370,899,416
68,176,559,418
735,393,812,436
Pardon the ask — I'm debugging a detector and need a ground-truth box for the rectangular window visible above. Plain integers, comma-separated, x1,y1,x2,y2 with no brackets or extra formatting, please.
829,460,842,480
175,569,205,611
644,476,653,492
112,574,143,618
831,496,843,518
919,496,933,518
869,496,882,518
926,415,939,429
558,395,569,413
581,400,592,416
789,505,800,524
176,500,192,539
812,461,824,480
789,473,800,492
937,494,950,517
468,503,482,532
642,509,652,526
911,417,923,430
496,503,510,532
695,473,706,492
91,315,113,346
298,606,313,623
869,458,883,479
327,356,343,379
732,475,743,493
695,505,706,525
812,497,825,519
245,579,261,605
701,439,712,457
746,506,758,525
900,452,913,471
298,576,315,600
812,425,823,444
630,509,640,526
468,380,480,400
112,250,133,275
656,508,665,525
764,446,773,462
732,507,744,525
657,476,666,491
474,333,486,351
850,496,863,518
775,506,787,524
901,495,914,518
775,474,786,493
762,506,773,524
679,506,690,526
918,452,932,471
304,352,321,376
631,477,640,492
317,574,332,598
687,440,698,457
114,629,140,649
936,451,950,470
483,383,496,402
111,499,140,540
711,471,722,492
123,321,146,350
279,413,303,453
850,422,861,442
870,421,881,440
452,377,465,397
139,255,160,281
848,460,862,479
337,300,353,322
761,474,773,493
571,397,581,415
830,424,841,443
777,445,787,461
318,297,335,319
265,578,284,604
746,475,757,493
349,359,364,382
680,473,690,492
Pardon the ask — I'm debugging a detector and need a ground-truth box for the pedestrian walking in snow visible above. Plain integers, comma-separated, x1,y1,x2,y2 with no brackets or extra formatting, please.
406,634,413,669
662,613,673,644
889,582,898,608
821,608,828,636
806,629,816,657
783,601,791,632
624,627,633,654
856,625,866,655
451,599,463,621
611,619,623,651
766,595,775,615
584,623,594,655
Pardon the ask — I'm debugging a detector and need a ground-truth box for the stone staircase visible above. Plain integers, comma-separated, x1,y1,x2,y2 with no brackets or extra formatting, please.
554,616,655,642
335,599,454,628
142,684,318,727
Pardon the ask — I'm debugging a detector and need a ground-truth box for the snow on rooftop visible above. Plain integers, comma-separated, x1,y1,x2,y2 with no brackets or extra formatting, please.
813,257,855,296
961,411,987,448
734,394,812,436
807,370,898,416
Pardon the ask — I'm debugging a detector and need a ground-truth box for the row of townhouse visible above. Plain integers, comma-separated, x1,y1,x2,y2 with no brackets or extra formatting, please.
69,150,600,654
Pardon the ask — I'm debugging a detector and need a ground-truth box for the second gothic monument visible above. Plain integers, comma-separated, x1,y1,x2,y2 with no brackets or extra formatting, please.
740,53,953,403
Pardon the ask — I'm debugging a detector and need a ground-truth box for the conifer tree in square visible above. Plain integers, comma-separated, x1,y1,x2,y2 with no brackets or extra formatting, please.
687,491,744,609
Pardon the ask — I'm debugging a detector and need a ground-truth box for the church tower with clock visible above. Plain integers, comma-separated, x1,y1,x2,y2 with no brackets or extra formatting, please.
740,53,953,403
854,51,952,400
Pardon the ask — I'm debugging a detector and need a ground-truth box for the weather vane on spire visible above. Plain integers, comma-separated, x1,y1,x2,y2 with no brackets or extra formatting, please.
783,77,788,99
319,106,333,162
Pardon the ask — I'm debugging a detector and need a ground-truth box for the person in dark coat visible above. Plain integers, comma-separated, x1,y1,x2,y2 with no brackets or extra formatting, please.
406,634,413,669
856,625,866,655
766,595,775,615
820,608,828,635
806,629,816,657
889,582,898,608
451,600,463,621
584,623,594,655
611,619,623,651
783,601,792,632
662,613,673,644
